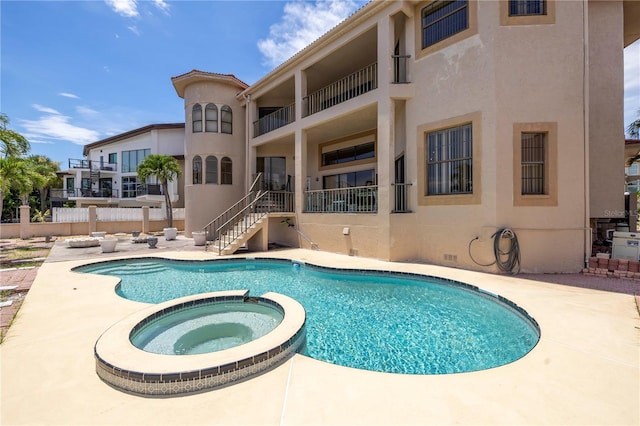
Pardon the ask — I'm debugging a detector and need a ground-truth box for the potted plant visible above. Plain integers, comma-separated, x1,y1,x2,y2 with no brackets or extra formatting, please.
137,154,182,241
192,231,206,246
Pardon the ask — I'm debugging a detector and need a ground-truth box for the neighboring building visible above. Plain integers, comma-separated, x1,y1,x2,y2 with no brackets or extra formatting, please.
55,123,186,209
625,139,640,193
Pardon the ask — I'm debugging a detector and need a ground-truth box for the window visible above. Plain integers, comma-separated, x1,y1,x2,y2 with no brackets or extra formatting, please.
520,133,545,194
121,176,139,198
121,149,150,173
426,123,472,195
205,104,218,132
205,156,218,184
513,122,557,206
221,157,232,184
500,0,554,25
192,104,202,133
421,0,468,49
221,105,232,134
108,153,117,164
323,169,375,189
193,156,202,184
66,177,75,196
509,0,546,16
322,142,375,166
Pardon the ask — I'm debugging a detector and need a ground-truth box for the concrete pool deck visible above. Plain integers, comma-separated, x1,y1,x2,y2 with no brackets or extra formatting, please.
1,240,639,425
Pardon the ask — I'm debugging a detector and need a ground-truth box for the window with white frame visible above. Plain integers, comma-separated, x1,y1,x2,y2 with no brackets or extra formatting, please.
426,123,472,195
121,176,139,198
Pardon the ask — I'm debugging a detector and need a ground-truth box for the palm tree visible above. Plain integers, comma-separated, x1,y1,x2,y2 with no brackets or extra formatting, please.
0,113,30,158
27,155,61,211
0,156,39,217
137,154,182,228
628,110,640,139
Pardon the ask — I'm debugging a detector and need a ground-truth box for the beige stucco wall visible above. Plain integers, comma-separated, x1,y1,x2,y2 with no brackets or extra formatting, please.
182,81,247,235
587,0,625,218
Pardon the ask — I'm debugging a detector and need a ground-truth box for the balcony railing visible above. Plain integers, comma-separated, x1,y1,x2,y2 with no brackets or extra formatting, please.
68,159,118,171
52,188,120,199
136,184,162,196
392,182,412,213
303,63,378,117
304,185,377,213
392,55,411,84
253,103,295,137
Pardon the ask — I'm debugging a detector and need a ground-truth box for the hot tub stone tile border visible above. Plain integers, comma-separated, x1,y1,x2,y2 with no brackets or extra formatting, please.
95,292,305,396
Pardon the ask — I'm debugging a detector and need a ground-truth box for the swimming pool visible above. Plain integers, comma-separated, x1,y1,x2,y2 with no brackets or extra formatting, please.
78,258,539,375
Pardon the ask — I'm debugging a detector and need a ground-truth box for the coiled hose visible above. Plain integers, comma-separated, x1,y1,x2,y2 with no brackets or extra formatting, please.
469,228,521,274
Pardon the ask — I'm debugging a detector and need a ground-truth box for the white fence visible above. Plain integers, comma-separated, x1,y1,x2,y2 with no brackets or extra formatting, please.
52,207,185,223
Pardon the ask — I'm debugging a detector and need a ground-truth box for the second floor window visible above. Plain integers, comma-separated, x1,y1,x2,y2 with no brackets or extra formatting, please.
509,0,546,16
422,0,468,49
426,123,472,195
221,105,232,134
205,104,218,132
192,104,202,133
122,148,150,173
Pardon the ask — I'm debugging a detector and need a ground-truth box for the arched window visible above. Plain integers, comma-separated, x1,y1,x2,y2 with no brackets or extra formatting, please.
205,156,218,184
205,103,218,132
221,105,232,134
192,156,202,184
192,104,202,133
221,157,232,185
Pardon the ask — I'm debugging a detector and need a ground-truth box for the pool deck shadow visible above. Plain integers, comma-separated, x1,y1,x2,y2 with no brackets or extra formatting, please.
1,243,639,425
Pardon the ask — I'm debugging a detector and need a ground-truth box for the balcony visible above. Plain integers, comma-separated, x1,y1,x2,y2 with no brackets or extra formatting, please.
136,184,162,196
304,186,378,213
392,55,411,84
303,63,378,117
51,188,119,199
68,159,118,172
253,103,295,137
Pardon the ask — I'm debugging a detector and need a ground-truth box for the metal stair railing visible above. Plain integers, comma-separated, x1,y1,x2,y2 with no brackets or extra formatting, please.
203,173,263,254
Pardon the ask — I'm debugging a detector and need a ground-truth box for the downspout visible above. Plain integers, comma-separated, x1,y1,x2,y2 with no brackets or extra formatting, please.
582,0,591,268
244,93,251,194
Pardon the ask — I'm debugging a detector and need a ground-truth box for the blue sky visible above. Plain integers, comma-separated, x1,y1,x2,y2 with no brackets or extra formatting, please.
1,0,639,168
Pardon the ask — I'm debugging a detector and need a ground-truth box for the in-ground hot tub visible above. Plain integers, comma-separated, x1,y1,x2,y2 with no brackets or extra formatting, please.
95,290,306,396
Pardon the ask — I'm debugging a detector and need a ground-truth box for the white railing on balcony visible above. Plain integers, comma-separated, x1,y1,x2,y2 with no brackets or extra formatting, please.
303,63,378,117
304,186,377,213
253,103,295,137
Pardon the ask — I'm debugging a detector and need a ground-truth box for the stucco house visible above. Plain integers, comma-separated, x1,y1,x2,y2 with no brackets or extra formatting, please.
56,124,186,209
59,0,639,274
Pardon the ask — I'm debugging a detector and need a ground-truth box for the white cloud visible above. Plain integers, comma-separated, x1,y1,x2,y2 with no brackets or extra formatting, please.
258,0,360,68
33,104,61,115
76,106,100,117
105,0,138,18
21,113,100,146
624,39,640,132
59,92,80,99
152,0,170,15
128,25,141,36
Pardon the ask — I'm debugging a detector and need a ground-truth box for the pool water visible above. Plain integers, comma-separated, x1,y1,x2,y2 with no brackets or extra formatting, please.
130,302,284,355
78,259,539,374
